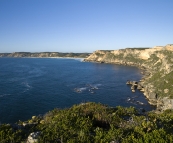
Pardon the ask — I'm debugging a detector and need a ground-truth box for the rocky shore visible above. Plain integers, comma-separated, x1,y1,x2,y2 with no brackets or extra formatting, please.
84,44,173,112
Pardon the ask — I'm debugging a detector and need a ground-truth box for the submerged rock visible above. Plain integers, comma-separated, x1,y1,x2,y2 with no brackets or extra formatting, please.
136,101,144,105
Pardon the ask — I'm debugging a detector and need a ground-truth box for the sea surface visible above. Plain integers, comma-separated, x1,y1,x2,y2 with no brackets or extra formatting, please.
0,58,155,124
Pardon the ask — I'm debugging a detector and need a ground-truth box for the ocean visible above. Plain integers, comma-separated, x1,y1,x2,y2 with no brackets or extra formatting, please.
0,58,155,124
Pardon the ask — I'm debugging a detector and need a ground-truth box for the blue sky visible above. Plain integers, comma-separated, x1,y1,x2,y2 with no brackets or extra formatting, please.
0,0,173,53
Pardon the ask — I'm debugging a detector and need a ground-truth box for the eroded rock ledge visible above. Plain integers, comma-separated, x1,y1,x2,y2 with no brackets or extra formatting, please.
84,44,173,111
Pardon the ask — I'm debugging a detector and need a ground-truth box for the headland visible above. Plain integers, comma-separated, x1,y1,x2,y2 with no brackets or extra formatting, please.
84,44,173,111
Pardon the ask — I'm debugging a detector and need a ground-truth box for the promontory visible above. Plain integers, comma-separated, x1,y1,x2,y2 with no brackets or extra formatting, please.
84,44,173,111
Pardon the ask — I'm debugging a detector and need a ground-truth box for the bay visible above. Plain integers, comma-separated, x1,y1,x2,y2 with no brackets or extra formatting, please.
0,58,154,124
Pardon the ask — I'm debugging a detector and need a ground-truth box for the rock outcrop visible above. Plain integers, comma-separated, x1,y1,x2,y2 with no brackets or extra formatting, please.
163,44,173,51
84,44,173,111
26,132,40,143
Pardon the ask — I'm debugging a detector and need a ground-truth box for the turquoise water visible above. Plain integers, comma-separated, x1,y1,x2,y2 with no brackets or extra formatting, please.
0,58,154,123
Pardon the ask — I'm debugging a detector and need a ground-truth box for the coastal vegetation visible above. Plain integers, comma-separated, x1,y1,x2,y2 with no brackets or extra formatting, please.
144,50,173,98
1,102,173,142
125,47,150,50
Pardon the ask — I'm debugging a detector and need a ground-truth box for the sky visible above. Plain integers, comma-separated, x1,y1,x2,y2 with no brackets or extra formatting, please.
0,0,173,53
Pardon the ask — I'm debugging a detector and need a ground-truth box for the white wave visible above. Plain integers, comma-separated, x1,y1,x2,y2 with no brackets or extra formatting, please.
22,82,32,90
80,87,87,91
73,58,84,62
88,84,102,89
74,87,87,93
74,83,101,93
136,101,145,105
94,84,102,86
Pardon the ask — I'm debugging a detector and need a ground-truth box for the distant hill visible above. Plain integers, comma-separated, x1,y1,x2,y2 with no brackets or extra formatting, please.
0,52,90,58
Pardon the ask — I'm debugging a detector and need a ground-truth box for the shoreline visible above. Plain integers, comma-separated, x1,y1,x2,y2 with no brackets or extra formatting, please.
82,46,173,112
0,52,90,59
84,60,158,112
0,56,84,59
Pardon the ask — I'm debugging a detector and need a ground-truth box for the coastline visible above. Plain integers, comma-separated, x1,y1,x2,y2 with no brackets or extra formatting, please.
0,56,84,59
0,52,90,59
85,60,156,110
1,53,173,142
19,57,84,60
83,46,173,112
2,46,173,112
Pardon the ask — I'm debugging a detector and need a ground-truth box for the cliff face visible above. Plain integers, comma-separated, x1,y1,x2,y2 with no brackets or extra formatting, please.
85,47,165,63
0,52,90,58
84,44,173,111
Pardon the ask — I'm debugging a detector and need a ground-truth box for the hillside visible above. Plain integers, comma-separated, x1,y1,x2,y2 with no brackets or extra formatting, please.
84,44,173,111
0,52,90,58
1,102,173,142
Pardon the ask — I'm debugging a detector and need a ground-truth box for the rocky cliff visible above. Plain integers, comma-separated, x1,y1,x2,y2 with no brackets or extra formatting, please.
0,52,90,58
84,44,173,111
